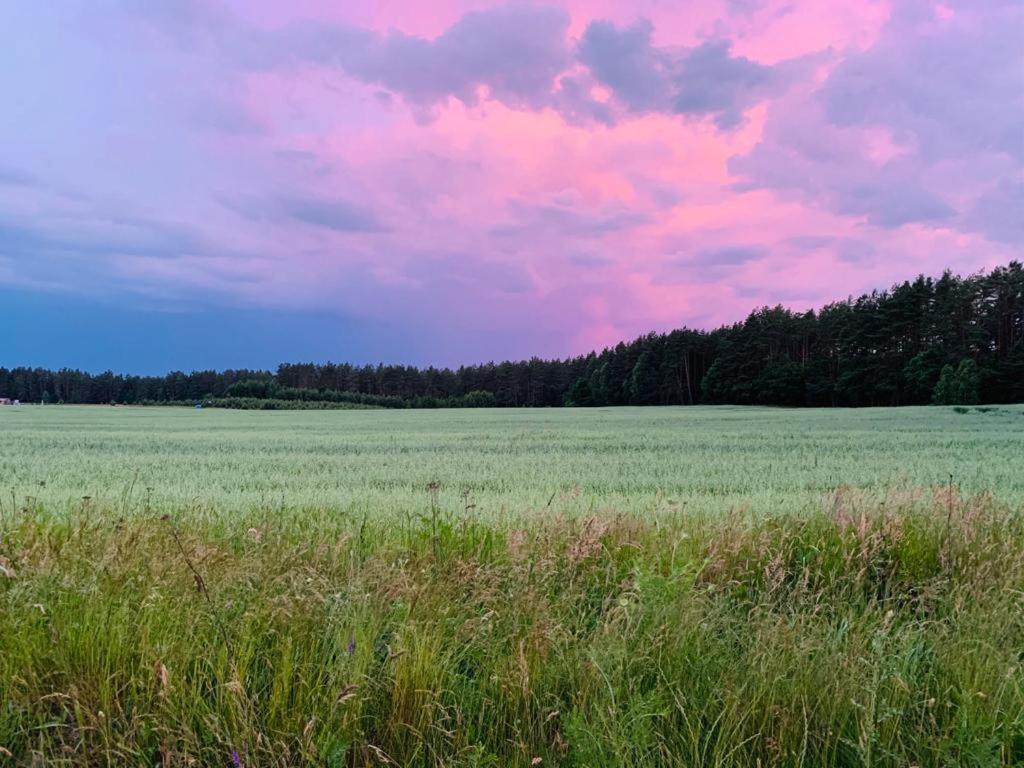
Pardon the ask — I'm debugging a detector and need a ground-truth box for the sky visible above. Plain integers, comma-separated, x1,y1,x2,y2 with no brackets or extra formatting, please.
1,0,1022,373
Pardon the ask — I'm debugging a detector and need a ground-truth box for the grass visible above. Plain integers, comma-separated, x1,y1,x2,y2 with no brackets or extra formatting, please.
2,405,1024,516
0,405,1022,765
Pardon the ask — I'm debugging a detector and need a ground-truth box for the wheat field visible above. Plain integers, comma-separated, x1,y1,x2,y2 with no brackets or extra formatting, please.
3,404,1023,516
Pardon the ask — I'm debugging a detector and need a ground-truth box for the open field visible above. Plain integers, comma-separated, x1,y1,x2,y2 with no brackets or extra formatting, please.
3,404,1024,516
1,406,1023,766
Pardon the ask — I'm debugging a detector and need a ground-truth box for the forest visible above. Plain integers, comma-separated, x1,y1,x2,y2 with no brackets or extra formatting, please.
3,262,1022,408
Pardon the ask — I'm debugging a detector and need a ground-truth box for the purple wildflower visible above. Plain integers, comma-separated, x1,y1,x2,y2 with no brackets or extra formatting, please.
231,750,242,767
347,638,356,656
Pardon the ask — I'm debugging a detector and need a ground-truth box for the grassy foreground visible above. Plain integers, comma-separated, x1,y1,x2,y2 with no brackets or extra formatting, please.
1,489,1022,766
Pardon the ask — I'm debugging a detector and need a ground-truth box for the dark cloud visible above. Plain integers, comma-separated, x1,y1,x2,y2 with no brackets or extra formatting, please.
820,2,1024,163
0,207,228,300
406,253,533,295
731,1,1024,240
726,0,764,14
0,284,415,373
257,6,573,114
626,174,682,208
119,3,572,117
132,3,795,131
272,150,335,175
734,283,814,302
568,251,613,268
492,197,650,239
187,90,265,135
220,193,386,233
0,222,65,254
278,195,387,233
578,20,669,112
0,165,38,187
549,72,616,126
833,179,955,228
309,11,793,128
652,245,766,285
578,21,791,128
733,129,959,228
691,245,766,266
786,236,876,263
673,41,776,129
0,215,202,259
965,178,1024,244
385,5,571,109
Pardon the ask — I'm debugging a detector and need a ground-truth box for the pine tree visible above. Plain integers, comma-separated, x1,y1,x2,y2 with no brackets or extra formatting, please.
932,364,958,405
628,351,660,405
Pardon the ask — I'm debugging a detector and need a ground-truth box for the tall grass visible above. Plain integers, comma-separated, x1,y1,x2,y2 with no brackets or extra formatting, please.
1,487,1021,766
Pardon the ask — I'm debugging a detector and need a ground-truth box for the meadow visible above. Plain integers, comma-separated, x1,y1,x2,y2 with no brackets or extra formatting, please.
1,405,1023,766
3,404,1024,517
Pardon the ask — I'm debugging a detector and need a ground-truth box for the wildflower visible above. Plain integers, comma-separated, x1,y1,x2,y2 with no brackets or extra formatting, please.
231,750,242,767
347,638,356,656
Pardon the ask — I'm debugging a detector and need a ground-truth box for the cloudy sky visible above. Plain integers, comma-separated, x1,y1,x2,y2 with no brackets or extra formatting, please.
1,0,1021,372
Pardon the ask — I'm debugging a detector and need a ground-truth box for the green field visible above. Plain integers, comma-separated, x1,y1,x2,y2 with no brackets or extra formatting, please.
3,404,1024,516
1,405,1023,766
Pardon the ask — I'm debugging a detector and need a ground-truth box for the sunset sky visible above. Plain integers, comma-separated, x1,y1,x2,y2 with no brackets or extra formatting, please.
2,0,1021,372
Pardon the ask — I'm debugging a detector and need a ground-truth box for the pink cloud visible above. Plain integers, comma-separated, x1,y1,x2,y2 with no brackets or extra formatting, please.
0,0,1020,365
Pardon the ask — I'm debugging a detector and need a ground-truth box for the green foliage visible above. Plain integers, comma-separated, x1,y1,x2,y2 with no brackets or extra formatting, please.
957,359,982,404
207,397,379,410
588,362,611,406
933,359,982,405
564,377,593,407
758,360,805,405
902,349,943,403
458,389,497,408
225,378,279,399
933,364,958,404
628,350,659,405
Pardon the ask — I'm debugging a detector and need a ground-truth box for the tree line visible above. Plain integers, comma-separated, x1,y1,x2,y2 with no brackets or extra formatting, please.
2,262,1021,408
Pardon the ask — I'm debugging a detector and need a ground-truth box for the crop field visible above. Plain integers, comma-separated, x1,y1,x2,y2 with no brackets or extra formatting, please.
3,404,1024,516
1,405,1023,766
